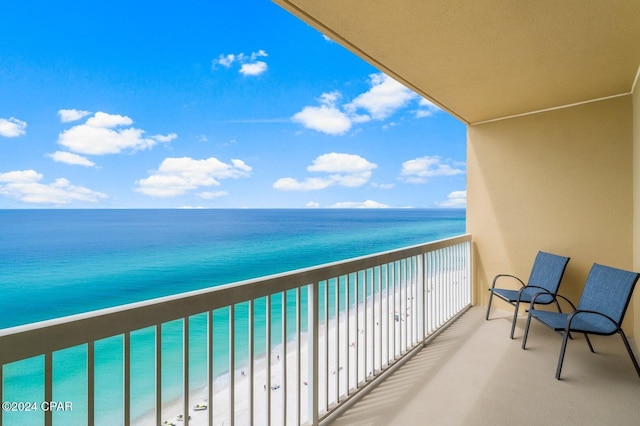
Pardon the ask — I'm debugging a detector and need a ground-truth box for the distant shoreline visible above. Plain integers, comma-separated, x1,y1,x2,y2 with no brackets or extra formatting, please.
132,288,403,425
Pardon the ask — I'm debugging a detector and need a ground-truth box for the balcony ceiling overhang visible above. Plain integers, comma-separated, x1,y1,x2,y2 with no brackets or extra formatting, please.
273,0,640,125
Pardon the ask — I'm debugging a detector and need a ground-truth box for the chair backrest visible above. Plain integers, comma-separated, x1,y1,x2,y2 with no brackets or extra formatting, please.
527,251,570,293
577,263,640,323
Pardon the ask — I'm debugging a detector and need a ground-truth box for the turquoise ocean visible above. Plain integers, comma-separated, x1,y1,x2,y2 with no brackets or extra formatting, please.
0,209,465,425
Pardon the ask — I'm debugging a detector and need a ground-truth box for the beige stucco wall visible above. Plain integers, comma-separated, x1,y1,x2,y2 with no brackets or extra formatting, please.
467,96,635,333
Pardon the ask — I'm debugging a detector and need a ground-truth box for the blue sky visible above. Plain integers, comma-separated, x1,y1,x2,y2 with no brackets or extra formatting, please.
0,0,466,209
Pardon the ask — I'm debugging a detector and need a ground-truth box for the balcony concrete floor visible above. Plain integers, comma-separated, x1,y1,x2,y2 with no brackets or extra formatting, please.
329,306,640,426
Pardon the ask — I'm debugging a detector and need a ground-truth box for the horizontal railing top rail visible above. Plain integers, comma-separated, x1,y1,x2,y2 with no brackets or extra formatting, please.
0,234,471,365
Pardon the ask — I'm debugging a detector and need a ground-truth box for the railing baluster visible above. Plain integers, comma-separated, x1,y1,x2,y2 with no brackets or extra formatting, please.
391,261,397,361
334,277,339,404
296,288,301,425
88,341,95,426
438,249,443,328
124,332,130,426
447,247,452,321
345,274,350,395
417,256,422,341
407,259,411,349
184,318,190,426
409,258,414,347
310,282,319,426
419,254,425,342
282,292,287,425
386,263,391,366
440,248,446,322
457,243,463,310
0,360,3,426
446,247,451,321
45,352,52,426
400,260,405,352
249,299,254,426
444,248,448,322
368,268,373,377
447,247,452,319
408,259,413,347
208,311,213,426
363,269,368,381
399,260,403,356
432,251,437,331
355,271,360,386
230,305,235,426
266,296,271,426
322,281,328,412
409,257,414,345
378,266,383,373
155,324,162,426
428,252,433,335
0,364,2,426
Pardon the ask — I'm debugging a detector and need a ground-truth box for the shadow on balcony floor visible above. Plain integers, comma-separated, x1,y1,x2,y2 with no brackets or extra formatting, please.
328,306,640,426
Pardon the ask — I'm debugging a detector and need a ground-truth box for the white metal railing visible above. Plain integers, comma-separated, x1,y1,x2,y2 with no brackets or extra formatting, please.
0,234,471,426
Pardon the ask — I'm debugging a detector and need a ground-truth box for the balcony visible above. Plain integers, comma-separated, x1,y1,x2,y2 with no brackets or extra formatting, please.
0,235,471,426
272,0,640,362
329,306,640,426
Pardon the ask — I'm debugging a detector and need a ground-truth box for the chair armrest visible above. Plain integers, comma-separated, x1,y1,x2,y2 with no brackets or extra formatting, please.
565,309,620,330
516,284,550,301
489,274,526,291
530,291,577,311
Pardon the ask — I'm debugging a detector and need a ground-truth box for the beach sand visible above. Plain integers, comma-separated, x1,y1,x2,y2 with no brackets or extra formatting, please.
132,282,420,426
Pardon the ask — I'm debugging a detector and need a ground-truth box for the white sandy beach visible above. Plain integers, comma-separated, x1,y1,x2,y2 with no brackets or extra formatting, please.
132,278,427,426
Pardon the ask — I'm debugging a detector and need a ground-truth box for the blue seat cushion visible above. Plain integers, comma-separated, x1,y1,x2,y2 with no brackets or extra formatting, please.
492,287,555,304
529,309,618,335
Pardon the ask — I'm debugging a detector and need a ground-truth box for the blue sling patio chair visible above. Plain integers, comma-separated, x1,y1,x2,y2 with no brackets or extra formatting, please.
486,251,570,339
521,263,640,380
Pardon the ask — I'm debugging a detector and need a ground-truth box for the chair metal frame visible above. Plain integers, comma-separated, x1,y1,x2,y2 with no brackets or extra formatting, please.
522,263,640,380
486,251,570,339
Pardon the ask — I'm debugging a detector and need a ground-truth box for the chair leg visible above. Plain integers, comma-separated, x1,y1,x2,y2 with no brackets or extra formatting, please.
510,300,520,339
553,299,562,313
619,331,640,378
521,312,533,349
584,333,595,353
556,330,571,380
486,290,495,320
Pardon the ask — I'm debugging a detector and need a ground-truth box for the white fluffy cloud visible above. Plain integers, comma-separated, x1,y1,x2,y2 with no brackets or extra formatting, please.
0,170,107,204
216,54,236,67
48,151,96,167
213,50,268,77
272,177,333,191
58,112,176,155
292,73,439,135
331,200,389,208
435,191,467,208
58,109,91,123
400,156,465,183
415,98,442,118
273,153,377,191
0,117,27,137
308,152,376,175
292,104,352,135
135,157,252,197
292,91,351,135
240,61,267,76
344,74,416,121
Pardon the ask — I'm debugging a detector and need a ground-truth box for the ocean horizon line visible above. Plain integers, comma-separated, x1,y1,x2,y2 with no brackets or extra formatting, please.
0,206,466,211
